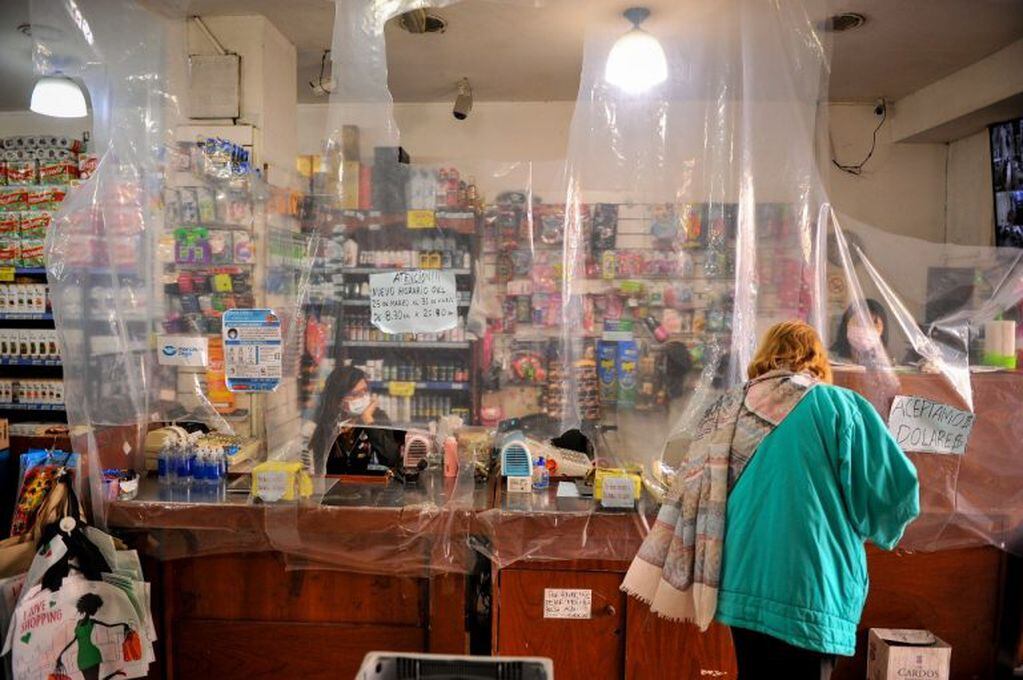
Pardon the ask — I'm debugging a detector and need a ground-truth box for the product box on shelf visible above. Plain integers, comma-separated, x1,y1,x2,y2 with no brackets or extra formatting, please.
0,418,8,450
866,629,950,680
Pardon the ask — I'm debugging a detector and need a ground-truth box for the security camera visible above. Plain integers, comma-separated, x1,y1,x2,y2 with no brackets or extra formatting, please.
873,98,886,117
453,78,472,120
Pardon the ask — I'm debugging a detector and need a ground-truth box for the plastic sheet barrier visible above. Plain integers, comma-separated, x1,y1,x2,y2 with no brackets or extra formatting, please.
27,0,1023,574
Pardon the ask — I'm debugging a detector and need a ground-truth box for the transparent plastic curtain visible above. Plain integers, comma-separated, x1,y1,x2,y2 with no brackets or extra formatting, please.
827,210,1023,553
32,0,179,526
34,0,319,559
475,0,833,566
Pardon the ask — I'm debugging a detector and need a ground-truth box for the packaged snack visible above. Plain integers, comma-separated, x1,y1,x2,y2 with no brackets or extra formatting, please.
209,230,233,264
19,211,51,239
25,186,53,210
232,231,254,263
179,188,199,224
196,186,217,223
616,340,639,408
0,187,27,212
591,203,618,251
53,136,82,153
38,158,77,185
78,153,99,179
0,211,19,235
18,239,45,267
0,239,18,266
0,160,6,186
6,161,37,184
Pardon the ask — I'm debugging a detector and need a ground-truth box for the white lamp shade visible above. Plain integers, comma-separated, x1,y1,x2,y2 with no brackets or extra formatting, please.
30,76,88,118
604,28,668,94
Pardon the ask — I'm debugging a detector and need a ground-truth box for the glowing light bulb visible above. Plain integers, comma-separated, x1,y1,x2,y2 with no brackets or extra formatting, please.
30,75,88,118
604,7,668,94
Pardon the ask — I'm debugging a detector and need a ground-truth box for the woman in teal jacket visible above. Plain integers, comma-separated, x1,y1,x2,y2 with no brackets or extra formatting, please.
624,321,919,679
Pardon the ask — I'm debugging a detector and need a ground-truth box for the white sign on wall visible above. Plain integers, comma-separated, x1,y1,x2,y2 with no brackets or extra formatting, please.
369,270,458,334
156,335,208,367
887,395,975,455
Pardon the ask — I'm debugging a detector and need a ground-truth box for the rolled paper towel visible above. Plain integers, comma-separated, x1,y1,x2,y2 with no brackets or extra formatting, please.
985,321,1004,359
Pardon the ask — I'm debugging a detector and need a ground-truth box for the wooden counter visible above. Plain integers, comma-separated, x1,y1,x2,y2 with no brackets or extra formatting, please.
109,474,488,679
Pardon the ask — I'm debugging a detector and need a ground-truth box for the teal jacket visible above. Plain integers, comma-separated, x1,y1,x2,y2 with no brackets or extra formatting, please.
715,384,920,656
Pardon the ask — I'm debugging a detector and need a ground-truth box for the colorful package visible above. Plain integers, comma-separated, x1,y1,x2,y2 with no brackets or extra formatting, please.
18,239,45,268
78,153,99,179
616,340,639,409
38,159,77,185
232,231,254,263
208,230,233,264
598,341,618,404
0,239,18,266
0,212,18,235
0,187,27,212
19,211,51,239
10,449,79,536
24,187,53,211
6,161,36,185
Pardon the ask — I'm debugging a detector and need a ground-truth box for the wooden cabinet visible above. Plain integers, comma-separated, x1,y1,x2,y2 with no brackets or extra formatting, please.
154,552,468,680
494,566,627,679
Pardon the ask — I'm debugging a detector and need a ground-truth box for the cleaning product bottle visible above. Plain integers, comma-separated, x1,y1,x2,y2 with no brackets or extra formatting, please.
443,436,459,478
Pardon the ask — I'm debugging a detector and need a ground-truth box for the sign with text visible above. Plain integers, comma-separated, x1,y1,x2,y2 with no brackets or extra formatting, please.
543,588,592,619
887,395,975,455
222,308,282,392
157,335,208,367
369,270,458,334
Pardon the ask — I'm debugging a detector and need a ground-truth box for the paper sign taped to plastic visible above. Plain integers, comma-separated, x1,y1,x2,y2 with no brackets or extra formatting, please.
157,335,208,367
369,270,458,334
601,475,636,508
222,308,282,392
887,395,975,455
543,588,592,619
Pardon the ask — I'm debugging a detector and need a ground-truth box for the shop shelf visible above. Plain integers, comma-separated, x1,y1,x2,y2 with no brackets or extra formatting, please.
344,340,470,349
340,267,472,276
3,267,48,276
368,380,470,391
0,403,66,411
0,313,53,321
0,358,62,367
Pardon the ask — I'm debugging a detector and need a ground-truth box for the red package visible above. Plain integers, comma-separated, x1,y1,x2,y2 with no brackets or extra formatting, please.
0,239,18,265
122,628,143,661
20,211,51,238
78,153,99,180
6,161,36,184
25,187,53,210
0,187,26,212
0,212,18,235
38,159,77,185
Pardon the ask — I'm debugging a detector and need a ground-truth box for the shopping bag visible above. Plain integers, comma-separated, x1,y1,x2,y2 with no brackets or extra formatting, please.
123,627,143,662
0,478,70,579
47,659,72,680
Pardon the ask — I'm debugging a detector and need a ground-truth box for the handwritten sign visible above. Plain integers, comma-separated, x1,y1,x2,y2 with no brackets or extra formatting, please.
601,475,636,508
543,588,592,619
887,395,975,455
369,270,458,334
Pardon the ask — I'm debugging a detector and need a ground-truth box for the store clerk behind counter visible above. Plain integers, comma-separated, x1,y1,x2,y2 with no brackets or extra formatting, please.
309,366,401,475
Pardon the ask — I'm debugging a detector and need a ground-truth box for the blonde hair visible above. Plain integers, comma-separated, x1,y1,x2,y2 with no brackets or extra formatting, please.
748,320,833,384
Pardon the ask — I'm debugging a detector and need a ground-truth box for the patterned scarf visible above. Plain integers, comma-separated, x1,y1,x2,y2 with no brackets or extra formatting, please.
621,370,818,629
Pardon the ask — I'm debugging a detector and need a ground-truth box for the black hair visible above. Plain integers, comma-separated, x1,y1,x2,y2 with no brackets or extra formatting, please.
308,365,367,463
77,593,103,616
831,298,889,359
663,341,693,399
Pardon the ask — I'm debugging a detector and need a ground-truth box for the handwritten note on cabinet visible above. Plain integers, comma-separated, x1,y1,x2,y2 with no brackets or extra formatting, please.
543,588,592,620
887,395,975,455
369,270,458,334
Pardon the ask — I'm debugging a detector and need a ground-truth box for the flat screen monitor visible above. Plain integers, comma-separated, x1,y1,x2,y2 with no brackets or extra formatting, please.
990,117,1023,248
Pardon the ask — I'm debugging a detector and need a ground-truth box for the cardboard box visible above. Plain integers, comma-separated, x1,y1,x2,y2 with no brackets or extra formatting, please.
867,629,951,680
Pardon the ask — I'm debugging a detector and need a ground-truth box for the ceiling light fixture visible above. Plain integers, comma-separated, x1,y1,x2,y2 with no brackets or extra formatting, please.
453,78,472,121
823,12,866,33
604,7,667,94
30,74,88,118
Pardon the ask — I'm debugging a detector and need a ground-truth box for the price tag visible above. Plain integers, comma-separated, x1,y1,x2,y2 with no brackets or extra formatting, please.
388,381,416,398
0,267,14,282
601,475,636,509
407,210,436,229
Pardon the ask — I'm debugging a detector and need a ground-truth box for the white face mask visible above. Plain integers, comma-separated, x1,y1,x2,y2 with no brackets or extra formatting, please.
346,393,371,416
848,325,877,352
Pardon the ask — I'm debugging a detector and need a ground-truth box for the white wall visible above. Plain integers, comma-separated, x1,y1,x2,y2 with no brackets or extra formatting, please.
0,111,93,141
946,130,994,246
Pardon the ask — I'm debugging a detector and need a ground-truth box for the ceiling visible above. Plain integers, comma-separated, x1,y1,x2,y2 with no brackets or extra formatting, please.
1,0,1022,110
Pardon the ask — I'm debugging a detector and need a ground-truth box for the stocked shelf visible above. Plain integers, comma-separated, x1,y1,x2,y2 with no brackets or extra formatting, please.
344,340,471,349
0,358,62,367
368,380,470,391
0,267,47,276
340,267,471,276
0,403,66,411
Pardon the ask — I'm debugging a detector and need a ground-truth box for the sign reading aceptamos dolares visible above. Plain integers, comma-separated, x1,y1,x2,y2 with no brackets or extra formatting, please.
887,395,975,455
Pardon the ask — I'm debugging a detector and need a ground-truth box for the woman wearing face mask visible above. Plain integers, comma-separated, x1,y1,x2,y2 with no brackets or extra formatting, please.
309,365,400,474
831,299,890,368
